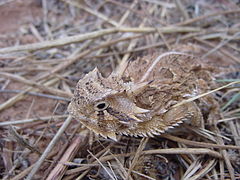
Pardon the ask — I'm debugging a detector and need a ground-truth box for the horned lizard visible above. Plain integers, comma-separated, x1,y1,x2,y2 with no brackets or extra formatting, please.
68,52,218,140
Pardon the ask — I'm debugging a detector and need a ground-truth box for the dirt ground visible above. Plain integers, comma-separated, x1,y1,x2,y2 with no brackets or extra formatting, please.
0,0,240,179
0,0,61,134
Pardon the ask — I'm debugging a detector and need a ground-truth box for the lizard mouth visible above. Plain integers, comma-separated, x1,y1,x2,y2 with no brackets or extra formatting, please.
106,107,144,124
68,110,118,141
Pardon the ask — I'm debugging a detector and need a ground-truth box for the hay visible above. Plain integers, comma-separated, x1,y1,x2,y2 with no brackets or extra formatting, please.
0,0,240,179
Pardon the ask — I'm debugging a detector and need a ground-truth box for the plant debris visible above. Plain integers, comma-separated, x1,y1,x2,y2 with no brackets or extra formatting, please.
0,0,240,179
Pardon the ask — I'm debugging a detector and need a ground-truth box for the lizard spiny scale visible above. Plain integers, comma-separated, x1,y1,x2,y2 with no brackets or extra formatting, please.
68,52,217,140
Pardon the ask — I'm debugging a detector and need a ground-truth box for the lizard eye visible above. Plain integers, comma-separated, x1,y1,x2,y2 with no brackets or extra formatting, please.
94,101,109,111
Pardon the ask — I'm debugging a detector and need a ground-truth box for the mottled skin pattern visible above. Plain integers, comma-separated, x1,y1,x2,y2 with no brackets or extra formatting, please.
68,52,217,140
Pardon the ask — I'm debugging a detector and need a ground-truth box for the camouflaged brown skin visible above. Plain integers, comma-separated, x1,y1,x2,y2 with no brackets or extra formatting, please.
68,52,218,140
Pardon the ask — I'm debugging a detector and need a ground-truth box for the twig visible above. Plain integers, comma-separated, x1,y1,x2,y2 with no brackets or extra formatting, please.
65,148,222,176
9,126,41,155
174,0,189,20
107,0,167,25
161,134,240,150
214,127,236,180
195,37,240,63
46,136,86,180
174,9,240,26
98,148,223,161
118,26,201,33
229,121,240,152
25,116,73,180
10,163,35,180
127,137,148,179
42,124,84,180
0,72,72,97
0,89,71,101
141,0,175,8
173,80,240,108
0,27,201,54
217,116,240,123
63,0,119,27
202,32,240,59
0,0,16,6
0,115,68,126
88,150,116,180
0,77,62,112
42,0,52,39
184,159,217,180
140,2,171,49
0,28,117,54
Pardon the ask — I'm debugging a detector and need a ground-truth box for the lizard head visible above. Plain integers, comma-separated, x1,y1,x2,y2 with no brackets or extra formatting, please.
68,68,150,140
